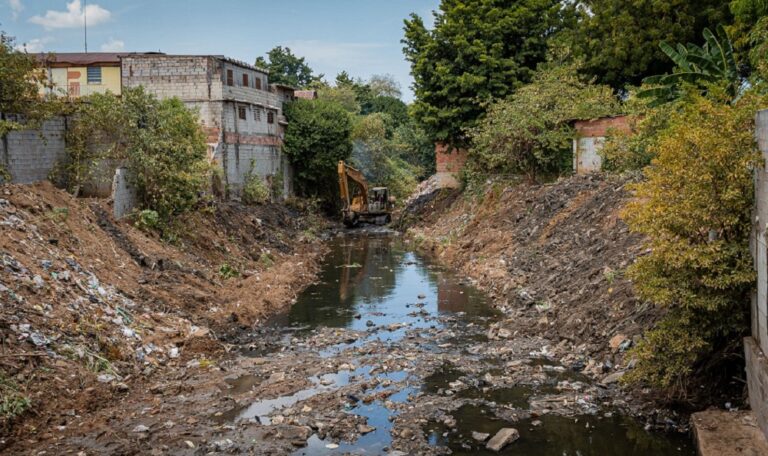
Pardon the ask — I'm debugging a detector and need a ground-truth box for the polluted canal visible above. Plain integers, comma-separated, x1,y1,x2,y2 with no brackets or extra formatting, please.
210,232,695,455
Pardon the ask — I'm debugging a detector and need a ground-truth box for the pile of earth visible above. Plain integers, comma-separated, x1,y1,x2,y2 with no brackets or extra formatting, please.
0,182,324,448
404,174,661,390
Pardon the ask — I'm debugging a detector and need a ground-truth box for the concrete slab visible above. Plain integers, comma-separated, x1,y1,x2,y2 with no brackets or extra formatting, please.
692,410,768,456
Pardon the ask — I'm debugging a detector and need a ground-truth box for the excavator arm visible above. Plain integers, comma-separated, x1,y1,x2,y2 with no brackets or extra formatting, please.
338,161,368,216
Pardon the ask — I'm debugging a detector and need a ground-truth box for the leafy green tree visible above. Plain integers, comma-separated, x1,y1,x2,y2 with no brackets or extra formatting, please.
283,99,353,204
403,0,574,145
468,62,618,182
570,0,732,90
638,26,741,106
622,93,764,396
255,46,321,88
0,32,55,137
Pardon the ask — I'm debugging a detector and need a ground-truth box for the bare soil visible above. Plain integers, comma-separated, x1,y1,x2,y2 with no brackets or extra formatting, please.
0,182,325,451
404,174,661,384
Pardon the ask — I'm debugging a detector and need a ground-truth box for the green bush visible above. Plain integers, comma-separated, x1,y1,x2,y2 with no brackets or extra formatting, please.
242,172,270,205
134,210,160,232
218,263,240,279
65,87,211,225
468,62,618,183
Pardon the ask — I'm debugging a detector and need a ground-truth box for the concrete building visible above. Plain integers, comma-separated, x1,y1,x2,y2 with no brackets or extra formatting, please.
40,52,127,98
120,54,294,198
572,115,631,174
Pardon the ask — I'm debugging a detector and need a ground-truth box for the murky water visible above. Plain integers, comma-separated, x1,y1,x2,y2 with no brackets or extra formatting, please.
233,234,695,455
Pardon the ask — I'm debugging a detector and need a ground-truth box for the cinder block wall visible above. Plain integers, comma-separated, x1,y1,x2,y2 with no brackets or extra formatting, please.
1,117,67,184
747,109,768,440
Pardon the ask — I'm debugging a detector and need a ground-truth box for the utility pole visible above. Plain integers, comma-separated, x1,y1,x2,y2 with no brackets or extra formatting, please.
84,0,88,53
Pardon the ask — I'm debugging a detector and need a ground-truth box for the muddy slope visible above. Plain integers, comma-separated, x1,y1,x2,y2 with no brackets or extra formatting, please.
405,174,655,372
0,182,324,447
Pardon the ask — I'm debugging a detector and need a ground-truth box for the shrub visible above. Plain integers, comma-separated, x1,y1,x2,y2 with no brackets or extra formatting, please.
65,88,211,224
242,171,270,205
134,210,160,232
218,263,240,279
622,93,762,395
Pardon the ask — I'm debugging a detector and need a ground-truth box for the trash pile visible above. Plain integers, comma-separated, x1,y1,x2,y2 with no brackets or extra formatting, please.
0,181,324,446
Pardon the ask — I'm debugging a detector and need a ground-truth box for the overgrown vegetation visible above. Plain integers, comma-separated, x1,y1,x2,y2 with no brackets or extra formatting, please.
0,32,58,137
63,87,211,226
467,62,618,183
242,170,270,205
283,98,353,206
0,374,30,425
622,93,762,396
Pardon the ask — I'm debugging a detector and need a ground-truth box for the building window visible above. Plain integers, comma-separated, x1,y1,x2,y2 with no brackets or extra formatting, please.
238,106,246,120
226,69,234,86
242,73,249,87
255,77,262,90
254,108,261,121
267,111,274,124
87,66,102,84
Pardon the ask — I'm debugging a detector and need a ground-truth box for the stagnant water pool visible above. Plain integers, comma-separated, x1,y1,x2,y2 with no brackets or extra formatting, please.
235,233,695,455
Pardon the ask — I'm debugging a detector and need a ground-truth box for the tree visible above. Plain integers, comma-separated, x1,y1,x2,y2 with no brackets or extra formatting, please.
403,0,574,146
368,74,402,99
638,26,741,106
283,99,353,204
729,0,768,60
622,93,763,395
468,62,618,182
255,46,320,88
570,0,732,90
0,32,54,136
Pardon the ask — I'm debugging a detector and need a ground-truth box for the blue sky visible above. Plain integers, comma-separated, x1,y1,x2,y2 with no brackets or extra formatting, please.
2,0,439,101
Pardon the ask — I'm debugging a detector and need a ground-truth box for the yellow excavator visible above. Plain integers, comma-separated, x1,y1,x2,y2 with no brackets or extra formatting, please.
338,160,394,227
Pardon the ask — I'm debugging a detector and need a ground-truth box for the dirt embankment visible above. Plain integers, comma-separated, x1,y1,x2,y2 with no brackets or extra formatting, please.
405,174,657,378
0,182,324,447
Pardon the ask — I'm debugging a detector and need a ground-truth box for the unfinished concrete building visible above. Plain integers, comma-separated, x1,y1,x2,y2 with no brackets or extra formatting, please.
120,54,295,198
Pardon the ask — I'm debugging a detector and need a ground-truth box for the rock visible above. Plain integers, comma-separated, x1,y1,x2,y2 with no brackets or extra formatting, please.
366,320,376,327
267,372,286,383
609,334,628,351
114,382,129,392
601,371,625,385
486,428,519,451
211,439,235,451
97,374,115,383
358,424,376,434
472,431,490,442
132,424,150,433
497,328,512,339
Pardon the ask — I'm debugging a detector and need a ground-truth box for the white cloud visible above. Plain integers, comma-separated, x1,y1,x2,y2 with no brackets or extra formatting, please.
29,0,111,30
100,38,124,52
9,0,23,20
14,37,54,53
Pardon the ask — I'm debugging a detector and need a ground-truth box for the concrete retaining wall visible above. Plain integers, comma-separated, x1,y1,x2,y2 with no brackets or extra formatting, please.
0,117,67,184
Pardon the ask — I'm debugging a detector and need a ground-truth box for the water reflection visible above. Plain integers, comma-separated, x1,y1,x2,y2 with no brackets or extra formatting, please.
284,236,496,332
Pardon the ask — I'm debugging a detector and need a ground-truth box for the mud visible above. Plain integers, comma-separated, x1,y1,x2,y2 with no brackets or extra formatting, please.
3,232,696,455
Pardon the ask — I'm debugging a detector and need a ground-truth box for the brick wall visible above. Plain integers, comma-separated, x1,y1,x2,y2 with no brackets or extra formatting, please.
435,142,468,174
573,116,631,137
1,117,67,184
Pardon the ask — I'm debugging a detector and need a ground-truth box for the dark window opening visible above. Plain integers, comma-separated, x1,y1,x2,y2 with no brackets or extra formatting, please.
255,77,262,90
242,73,249,87
267,111,274,124
87,66,102,84
238,106,246,120
226,69,234,86
255,108,261,121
